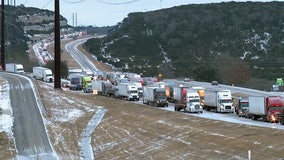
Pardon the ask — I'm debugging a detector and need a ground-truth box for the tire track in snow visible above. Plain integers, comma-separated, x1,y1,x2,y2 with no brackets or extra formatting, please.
79,108,107,160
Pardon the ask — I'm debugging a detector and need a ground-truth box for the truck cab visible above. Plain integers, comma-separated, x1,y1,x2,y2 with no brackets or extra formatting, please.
127,85,139,101
185,91,203,113
235,97,249,118
216,90,234,113
266,96,284,122
153,88,168,107
82,76,92,93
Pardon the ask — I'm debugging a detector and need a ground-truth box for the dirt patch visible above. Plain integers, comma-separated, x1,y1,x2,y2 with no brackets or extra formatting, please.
0,131,15,159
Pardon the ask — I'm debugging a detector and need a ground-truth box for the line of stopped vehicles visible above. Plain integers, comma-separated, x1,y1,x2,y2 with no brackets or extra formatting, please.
4,63,284,125
59,68,284,125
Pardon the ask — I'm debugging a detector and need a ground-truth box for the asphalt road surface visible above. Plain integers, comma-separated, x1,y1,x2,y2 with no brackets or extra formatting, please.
0,72,57,160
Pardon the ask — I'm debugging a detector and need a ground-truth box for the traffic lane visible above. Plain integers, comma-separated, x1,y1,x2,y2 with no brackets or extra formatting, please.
1,72,57,159
134,100,284,130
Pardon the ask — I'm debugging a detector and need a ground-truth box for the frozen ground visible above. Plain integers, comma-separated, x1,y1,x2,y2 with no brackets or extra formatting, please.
0,77,108,159
160,105,284,130
0,78,14,139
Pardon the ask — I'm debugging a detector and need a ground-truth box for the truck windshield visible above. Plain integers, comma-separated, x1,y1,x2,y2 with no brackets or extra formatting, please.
71,78,80,84
156,92,166,99
129,90,137,94
220,99,232,103
189,99,200,103
240,102,249,108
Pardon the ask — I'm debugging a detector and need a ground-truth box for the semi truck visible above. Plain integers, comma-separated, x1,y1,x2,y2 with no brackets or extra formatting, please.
117,83,139,101
174,89,203,113
5,63,24,73
203,89,234,113
234,97,250,118
248,96,284,122
92,80,112,96
142,86,168,107
69,74,84,90
81,76,92,93
32,66,54,82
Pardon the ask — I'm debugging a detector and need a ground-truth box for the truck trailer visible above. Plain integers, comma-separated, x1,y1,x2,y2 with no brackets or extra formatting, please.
117,83,139,101
143,86,168,107
203,89,233,113
33,66,54,82
5,63,24,73
92,80,112,96
172,86,188,103
249,96,284,122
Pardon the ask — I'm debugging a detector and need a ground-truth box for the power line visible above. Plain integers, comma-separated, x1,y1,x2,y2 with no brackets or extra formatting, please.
97,0,140,5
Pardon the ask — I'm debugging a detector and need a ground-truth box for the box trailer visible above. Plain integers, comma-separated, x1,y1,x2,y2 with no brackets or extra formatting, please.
33,66,54,82
203,89,233,113
5,63,24,73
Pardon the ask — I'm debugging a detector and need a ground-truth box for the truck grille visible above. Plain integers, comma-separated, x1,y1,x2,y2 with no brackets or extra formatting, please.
195,105,200,109
225,106,231,109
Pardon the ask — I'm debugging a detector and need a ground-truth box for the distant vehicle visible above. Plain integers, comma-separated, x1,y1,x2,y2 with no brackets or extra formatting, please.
33,67,54,82
117,83,139,101
249,96,284,123
81,76,92,93
174,89,203,113
143,86,168,107
69,74,84,90
81,70,94,79
92,80,112,96
203,89,234,113
172,86,188,103
211,81,218,85
132,82,143,97
235,97,249,118
143,77,158,86
5,63,24,73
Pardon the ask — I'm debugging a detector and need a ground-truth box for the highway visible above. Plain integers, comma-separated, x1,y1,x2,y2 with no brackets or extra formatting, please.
65,37,99,73
0,72,58,160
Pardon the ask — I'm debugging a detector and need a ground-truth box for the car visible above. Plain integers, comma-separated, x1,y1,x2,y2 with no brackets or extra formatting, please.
211,81,218,85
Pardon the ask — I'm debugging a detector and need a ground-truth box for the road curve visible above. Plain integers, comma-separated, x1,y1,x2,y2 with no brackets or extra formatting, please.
65,37,98,73
0,72,58,160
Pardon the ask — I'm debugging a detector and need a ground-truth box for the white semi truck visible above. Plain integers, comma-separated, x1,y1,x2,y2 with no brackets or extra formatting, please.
174,90,203,113
117,83,139,101
33,67,54,82
143,86,168,107
5,63,24,73
203,89,233,113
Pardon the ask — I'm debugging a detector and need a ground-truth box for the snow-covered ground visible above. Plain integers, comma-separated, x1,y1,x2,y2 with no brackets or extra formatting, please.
0,77,108,159
161,105,284,130
0,78,14,140
135,101,284,130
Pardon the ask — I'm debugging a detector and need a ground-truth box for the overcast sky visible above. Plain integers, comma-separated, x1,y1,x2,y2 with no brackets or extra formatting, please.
15,0,272,27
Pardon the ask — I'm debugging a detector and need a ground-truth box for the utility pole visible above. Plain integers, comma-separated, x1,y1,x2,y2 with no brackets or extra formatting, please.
54,0,61,89
1,0,5,70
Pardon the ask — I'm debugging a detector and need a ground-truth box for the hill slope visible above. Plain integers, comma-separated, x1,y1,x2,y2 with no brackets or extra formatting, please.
84,1,284,88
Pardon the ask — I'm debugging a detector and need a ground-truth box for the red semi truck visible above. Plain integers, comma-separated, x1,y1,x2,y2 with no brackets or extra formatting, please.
249,96,284,123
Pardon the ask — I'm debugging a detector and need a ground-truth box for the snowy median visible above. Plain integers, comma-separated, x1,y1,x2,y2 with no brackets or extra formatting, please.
79,107,107,160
